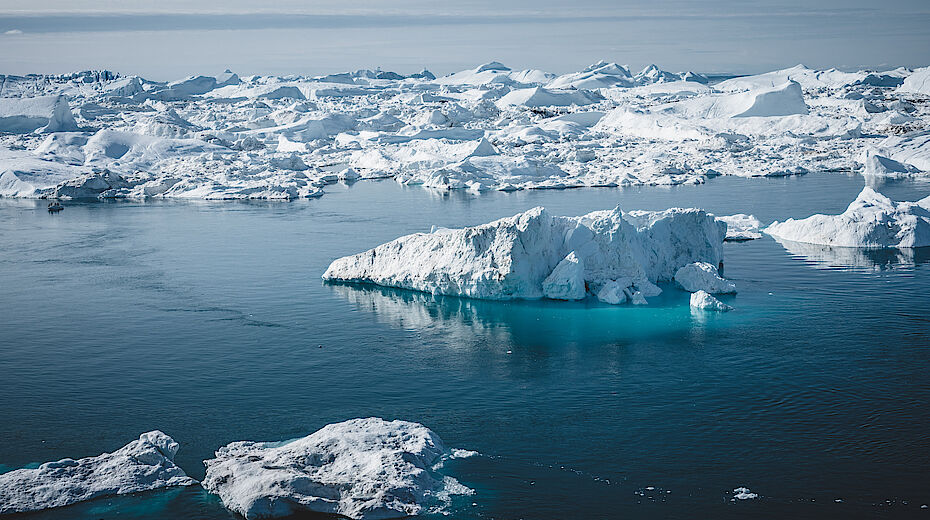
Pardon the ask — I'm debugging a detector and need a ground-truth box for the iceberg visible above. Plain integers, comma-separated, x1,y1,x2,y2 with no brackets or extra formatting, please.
899,66,930,95
690,290,732,312
674,262,736,293
0,431,195,515
717,213,762,241
202,418,472,520
0,95,78,133
322,205,726,303
765,187,930,248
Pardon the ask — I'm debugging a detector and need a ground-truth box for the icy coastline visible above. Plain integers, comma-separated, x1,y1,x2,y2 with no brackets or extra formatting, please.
1,61,928,200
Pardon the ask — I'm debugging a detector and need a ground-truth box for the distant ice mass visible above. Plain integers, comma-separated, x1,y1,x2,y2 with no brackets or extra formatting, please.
202,418,472,520
717,214,762,241
0,431,195,515
323,205,726,304
0,61,928,200
765,187,930,248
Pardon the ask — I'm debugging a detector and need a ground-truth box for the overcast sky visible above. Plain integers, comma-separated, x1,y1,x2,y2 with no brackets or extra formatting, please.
1,0,928,80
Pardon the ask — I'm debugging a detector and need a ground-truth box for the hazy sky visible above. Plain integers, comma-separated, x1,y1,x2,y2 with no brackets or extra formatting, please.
1,0,928,80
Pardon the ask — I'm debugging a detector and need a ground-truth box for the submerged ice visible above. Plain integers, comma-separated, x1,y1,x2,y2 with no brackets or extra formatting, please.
323,205,728,304
202,418,472,520
0,431,195,515
0,61,928,200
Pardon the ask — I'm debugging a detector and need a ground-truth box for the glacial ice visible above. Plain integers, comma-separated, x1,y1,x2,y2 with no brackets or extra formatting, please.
0,61,928,200
322,205,726,304
765,186,930,248
690,290,733,312
717,213,762,241
0,431,195,515
674,262,736,294
202,418,472,520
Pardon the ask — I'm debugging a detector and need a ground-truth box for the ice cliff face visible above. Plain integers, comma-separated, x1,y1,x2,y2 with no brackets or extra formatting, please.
322,205,726,303
0,431,195,515
765,187,930,248
202,418,472,520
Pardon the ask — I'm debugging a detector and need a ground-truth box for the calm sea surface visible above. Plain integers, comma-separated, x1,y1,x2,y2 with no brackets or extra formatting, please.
2,173,930,519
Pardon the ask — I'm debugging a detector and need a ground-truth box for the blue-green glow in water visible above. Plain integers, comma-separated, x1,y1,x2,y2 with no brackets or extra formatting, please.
1,173,929,519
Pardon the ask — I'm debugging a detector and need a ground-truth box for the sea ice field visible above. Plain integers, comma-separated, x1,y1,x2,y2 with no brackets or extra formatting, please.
1,62,930,203
2,168,930,518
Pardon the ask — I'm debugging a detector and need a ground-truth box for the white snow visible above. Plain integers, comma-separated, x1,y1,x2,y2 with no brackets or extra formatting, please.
765,186,930,248
674,262,736,294
202,418,472,520
0,431,195,515
322,205,726,303
0,61,928,200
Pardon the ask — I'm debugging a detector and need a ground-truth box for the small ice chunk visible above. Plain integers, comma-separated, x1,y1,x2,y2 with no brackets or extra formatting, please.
596,280,628,304
731,487,759,500
717,214,762,241
690,290,733,311
675,262,736,294
0,431,195,515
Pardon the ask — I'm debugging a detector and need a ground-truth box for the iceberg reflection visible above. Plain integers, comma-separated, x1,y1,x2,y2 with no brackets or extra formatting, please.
772,237,930,271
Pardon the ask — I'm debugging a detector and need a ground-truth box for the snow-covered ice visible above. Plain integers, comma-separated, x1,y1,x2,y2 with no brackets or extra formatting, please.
0,431,195,515
202,418,472,520
765,186,930,248
718,213,763,241
0,61,928,200
674,262,737,293
323,205,726,304
690,290,733,312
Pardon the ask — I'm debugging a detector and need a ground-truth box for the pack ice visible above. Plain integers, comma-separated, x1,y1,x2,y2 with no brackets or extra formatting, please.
202,418,472,520
1,61,928,200
0,431,195,514
765,186,930,248
322,205,727,304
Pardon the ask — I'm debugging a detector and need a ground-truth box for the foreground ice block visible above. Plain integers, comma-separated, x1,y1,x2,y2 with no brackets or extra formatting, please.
202,418,472,520
765,187,930,248
0,95,79,133
690,290,733,312
323,205,726,303
0,431,195,514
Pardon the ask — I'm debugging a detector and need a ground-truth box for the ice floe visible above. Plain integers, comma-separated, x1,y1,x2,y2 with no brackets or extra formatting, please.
718,213,762,241
765,186,930,248
323,205,726,304
731,487,759,500
0,431,195,515
0,61,928,200
202,418,472,520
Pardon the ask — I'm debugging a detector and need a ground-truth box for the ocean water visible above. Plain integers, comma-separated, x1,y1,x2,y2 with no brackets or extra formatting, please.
1,173,930,519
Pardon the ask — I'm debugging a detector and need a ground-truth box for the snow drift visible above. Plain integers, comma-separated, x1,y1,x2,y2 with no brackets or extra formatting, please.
765,187,930,248
202,418,472,520
323,205,726,303
0,431,195,514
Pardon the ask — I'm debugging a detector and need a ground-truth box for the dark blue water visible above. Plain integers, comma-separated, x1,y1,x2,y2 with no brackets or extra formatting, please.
2,173,930,519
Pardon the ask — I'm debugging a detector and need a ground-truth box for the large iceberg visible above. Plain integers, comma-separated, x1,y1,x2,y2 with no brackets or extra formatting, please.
202,418,472,520
323,205,726,302
765,186,930,248
0,431,195,514
0,95,79,133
